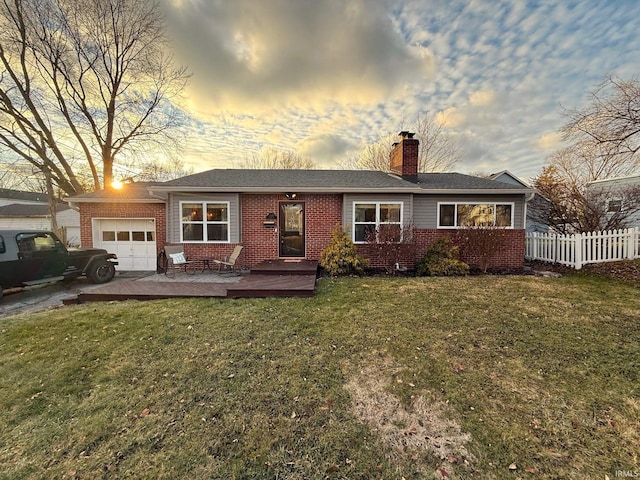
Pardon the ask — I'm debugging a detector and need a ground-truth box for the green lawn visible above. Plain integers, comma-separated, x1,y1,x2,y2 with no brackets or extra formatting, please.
0,275,638,479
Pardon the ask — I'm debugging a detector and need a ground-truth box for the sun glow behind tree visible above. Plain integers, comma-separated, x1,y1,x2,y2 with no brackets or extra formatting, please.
0,0,190,195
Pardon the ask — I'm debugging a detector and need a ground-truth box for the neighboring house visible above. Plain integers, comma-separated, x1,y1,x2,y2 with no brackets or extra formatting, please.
489,170,551,233
0,188,81,245
68,132,534,271
586,175,640,228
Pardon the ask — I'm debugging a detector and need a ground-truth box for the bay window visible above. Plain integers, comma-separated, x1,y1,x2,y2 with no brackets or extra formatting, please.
181,201,229,242
438,202,513,228
353,202,402,242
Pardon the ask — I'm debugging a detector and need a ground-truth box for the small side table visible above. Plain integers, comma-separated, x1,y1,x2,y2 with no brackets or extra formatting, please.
199,258,214,273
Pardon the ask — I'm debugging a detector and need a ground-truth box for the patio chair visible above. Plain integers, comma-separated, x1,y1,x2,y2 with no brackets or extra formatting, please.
212,245,243,273
163,245,193,277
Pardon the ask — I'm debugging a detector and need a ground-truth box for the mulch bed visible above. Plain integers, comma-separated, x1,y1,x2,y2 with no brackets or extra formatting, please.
528,259,640,288
580,259,640,288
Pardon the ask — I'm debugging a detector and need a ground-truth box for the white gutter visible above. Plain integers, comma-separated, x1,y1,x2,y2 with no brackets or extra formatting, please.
148,186,534,195
66,197,166,204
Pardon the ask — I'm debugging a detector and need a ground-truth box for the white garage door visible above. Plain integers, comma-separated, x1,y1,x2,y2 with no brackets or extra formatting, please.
95,218,157,271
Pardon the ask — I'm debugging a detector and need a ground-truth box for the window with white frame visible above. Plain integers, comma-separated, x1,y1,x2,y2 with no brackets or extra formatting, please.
180,201,230,242
438,202,514,228
353,202,402,242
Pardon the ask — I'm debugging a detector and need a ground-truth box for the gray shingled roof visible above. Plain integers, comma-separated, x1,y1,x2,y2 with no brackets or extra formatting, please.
154,169,531,193
415,173,527,190
0,202,71,217
68,169,532,202
0,188,49,203
0,204,50,217
158,169,418,190
67,182,165,202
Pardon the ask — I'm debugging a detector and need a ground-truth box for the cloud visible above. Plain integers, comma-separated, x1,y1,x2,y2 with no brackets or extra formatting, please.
469,90,497,107
436,107,466,128
162,0,436,116
154,0,640,184
536,132,563,151
296,134,357,168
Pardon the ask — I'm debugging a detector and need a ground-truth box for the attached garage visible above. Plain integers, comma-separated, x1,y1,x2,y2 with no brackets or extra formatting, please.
93,218,157,271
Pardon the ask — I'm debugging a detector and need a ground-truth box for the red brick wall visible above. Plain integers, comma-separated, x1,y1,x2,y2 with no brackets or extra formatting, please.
240,194,279,266
80,195,343,269
390,137,419,179
414,229,525,270
81,198,525,271
80,202,166,254
358,228,525,271
239,193,343,267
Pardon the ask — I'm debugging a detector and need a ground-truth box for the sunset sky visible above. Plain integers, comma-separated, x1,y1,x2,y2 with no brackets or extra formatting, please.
159,0,640,182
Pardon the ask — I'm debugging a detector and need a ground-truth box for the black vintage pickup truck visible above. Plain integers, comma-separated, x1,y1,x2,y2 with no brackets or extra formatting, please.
0,230,118,299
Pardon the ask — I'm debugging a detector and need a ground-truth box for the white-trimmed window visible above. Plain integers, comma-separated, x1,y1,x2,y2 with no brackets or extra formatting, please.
180,201,230,242
438,202,514,228
353,202,403,243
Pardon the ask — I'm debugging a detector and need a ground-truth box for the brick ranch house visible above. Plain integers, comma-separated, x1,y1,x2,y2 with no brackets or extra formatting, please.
67,132,534,272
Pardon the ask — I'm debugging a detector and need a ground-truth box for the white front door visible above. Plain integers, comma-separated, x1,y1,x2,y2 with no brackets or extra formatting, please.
95,218,157,271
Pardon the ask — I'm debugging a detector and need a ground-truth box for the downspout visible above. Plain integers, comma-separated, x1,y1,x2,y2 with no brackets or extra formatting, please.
523,192,535,230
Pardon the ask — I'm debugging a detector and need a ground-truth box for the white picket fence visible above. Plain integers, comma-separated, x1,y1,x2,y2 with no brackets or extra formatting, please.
525,227,640,270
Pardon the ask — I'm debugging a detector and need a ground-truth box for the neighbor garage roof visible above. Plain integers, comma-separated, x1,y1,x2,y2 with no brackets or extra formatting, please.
67,182,165,203
0,204,51,217
0,188,49,203
0,203,71,217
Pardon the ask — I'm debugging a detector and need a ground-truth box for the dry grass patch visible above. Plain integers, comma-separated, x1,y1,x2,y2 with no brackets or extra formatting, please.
344,354,474,478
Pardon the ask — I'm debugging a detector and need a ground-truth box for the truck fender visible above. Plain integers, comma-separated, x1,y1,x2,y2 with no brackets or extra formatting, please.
81,254,118,274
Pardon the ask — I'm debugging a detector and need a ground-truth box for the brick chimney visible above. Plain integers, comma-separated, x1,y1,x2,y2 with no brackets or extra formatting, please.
390,131,419,182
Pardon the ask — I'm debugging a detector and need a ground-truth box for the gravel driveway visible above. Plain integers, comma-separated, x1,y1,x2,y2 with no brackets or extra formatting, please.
0,271,153,319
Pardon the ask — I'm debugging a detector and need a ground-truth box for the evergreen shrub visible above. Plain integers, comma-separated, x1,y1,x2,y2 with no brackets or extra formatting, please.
320,225,367,276
416,237,469,276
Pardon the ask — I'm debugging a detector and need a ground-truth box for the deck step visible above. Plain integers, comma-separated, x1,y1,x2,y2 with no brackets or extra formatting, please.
250,259,318,276
226,274,316,298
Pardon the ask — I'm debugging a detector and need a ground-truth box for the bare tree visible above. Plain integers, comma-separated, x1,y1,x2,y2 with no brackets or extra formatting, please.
345,113,462,172
0,157,44,191
530,77,640,233
454,227,509,273
239,147,315,169
0,0,189,195
343,134,396,171
564,76,640,167
133,157,194,182
531,162,640,233
363,222,416,275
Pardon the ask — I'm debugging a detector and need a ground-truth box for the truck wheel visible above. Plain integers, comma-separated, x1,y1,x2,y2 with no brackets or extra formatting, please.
87,260,116,284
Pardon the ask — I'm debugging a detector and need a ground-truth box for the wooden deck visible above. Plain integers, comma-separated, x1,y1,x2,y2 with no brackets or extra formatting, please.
66,280,229,304
65,260,318,304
